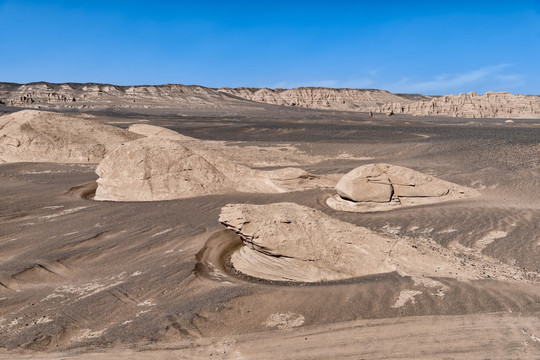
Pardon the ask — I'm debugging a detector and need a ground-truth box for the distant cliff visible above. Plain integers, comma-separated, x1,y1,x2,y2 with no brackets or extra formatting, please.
1,82,539,118
374,91,540,119
0,82,247,111
220,87,540,119
218,87,427,111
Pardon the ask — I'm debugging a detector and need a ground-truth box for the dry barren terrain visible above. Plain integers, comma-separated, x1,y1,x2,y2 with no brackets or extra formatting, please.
0,87,539,358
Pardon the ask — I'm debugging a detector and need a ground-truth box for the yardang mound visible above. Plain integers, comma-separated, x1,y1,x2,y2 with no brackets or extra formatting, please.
0,110,140,164
94,137,329,201
327,163,479,212
220,202,497,283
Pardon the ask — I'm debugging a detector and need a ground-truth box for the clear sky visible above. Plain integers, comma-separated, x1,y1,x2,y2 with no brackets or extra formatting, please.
0,0,539,95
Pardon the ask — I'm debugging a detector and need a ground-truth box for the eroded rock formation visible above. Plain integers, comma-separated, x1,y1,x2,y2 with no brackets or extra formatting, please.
0,82,256,112
94,137,330,201
0,110,140,164
3,83,537,119
220,202,486,282
218,87,424,111
327,164,478,212
374,92,540,119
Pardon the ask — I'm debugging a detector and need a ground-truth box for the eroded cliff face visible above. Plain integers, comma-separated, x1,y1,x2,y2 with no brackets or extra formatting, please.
218,87,425,111
221,88,540,119
374,92,540,119
1,83,539,119
0,82,246,111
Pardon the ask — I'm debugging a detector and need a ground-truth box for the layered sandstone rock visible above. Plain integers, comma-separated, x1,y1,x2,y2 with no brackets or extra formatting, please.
375,92,540,119
328,164,478,212
0,110,140,164
220,202,484,282
3,83,536,118
0,82,255,111
218,87,423,111
94,137,329,201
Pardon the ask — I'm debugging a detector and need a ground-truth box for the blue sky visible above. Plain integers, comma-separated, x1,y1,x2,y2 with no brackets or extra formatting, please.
0,1,539,95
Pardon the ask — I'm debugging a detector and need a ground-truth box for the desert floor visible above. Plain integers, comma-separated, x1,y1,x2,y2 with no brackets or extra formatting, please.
1,111,539,359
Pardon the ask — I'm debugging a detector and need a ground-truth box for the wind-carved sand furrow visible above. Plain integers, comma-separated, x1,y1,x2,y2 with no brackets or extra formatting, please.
0,261,70,291
57,230,126,252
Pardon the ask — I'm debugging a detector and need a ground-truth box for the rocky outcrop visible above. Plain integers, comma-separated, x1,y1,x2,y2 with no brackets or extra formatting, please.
94,137,331,201
218,88,540,118
374,92,540,119
0,110,140,164
0,82,426,113
95,138,238,201
327,164,478,212
0,82,256,112
219,87,424,111
220,202,486,282
3,83,538,118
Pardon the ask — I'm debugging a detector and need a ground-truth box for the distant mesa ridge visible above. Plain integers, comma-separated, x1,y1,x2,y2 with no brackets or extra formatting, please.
1,82,539,118
218,87,540,119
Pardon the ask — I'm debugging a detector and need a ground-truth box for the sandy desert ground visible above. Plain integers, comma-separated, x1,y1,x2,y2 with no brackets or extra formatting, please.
0,88,539,359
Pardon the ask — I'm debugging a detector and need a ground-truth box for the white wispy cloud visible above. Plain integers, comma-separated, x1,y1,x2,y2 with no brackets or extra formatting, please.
272,80,339,88
269,65,524,93
385,64,522,94
272,77,374,89
493,74,525,88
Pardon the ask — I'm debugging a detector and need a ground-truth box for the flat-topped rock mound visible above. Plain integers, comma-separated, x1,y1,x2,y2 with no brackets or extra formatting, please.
327,163,479,212
94,137,330,201
0,110,140,163
220,203,491,283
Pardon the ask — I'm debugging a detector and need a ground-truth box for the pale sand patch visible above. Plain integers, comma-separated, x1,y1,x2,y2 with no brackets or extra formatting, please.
72,329,106,342
411,276,447,298
150,229,172,238
137,300,156,307
474,231,508,251
264,312,305,330
439,228,457,234
34,316,53,325
38,207,87,220
392,290,423,308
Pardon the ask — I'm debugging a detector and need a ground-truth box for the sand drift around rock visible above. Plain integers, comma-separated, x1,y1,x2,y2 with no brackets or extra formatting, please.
219,202,496,283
